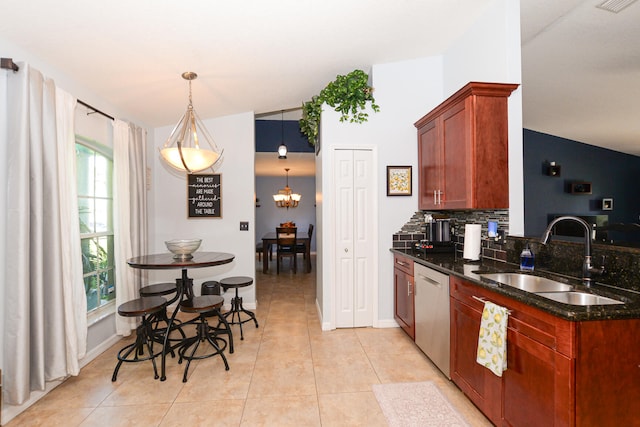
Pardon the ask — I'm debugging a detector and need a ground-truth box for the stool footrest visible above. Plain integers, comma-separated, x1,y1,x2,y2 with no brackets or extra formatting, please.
176,318,230,382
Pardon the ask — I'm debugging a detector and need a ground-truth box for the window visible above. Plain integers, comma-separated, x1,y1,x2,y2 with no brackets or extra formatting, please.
76,140,115,313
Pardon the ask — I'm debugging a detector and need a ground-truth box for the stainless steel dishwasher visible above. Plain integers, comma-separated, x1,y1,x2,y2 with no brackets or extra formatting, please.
414,263,450,378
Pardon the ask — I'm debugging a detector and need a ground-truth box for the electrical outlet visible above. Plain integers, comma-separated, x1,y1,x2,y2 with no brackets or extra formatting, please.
240,221,249,231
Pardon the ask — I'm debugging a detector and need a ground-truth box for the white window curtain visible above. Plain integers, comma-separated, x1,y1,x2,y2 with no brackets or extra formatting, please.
3,63,87,405
113,119,148,336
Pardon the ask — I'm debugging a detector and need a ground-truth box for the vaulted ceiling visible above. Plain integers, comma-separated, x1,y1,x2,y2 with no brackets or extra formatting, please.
2,0,638,162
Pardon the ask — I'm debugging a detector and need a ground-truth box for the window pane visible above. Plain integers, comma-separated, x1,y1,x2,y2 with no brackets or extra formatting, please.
94,154,110,198
78,198,94,234
94,198,110,233
76,145,94,197
77,141,115,314
81,237,97,274
96,236,109,269
85,275,99,311
106,235,115,268
99,269,116,305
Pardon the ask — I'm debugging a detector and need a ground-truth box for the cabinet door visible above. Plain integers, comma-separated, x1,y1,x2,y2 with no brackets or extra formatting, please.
417,118,441,210
441,99,473,209
450,298,501,425
394,268,414,339
451,276,574,426
502,327,573,427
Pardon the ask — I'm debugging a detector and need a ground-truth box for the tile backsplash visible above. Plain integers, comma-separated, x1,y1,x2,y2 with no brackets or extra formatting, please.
393,209,640,293
393,209,509,262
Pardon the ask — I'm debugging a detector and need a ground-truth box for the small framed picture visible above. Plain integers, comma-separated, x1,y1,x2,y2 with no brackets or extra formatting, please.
602,198,613,210
386,166,412,196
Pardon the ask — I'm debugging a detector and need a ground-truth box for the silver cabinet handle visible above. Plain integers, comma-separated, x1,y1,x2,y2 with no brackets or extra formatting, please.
344,248,348,253
407,281,412,296
434,190,437,205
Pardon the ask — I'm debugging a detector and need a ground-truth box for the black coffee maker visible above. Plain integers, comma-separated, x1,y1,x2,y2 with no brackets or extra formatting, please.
425,218,451,242
414,216,455,255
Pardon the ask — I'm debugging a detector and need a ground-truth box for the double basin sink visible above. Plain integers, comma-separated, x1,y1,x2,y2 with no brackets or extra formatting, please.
480,272,624,306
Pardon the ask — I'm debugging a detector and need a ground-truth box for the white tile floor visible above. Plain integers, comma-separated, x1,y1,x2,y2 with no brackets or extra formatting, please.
6,255,491,426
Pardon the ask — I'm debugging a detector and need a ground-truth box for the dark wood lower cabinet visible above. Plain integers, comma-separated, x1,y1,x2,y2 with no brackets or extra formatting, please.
502,329,573,427
451,298,501,424
393,254,414,339
575,319,640,426
451,276,640,426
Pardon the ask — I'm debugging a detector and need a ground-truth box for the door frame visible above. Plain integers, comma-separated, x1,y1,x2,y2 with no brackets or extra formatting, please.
326,144,379,330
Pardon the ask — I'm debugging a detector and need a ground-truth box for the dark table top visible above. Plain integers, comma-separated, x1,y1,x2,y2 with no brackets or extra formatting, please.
127,251,235,270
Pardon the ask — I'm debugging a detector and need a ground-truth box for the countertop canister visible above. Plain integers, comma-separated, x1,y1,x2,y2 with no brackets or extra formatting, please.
463,224,482,260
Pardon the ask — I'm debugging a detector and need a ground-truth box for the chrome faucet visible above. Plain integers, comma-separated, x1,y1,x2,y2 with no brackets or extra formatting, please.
540,216,605,283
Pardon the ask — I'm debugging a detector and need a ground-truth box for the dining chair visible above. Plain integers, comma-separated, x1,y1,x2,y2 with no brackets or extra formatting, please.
276,226,297,274
295,224,313,262
255,242,272,261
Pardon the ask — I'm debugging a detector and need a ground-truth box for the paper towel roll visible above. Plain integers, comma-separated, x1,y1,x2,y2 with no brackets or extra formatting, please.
463,224,482,260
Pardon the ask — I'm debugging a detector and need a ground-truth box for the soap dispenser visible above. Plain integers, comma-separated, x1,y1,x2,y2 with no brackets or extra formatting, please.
520,244,535,271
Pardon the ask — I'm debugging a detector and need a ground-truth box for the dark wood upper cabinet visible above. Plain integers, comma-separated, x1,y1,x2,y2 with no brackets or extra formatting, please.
415,82,518,210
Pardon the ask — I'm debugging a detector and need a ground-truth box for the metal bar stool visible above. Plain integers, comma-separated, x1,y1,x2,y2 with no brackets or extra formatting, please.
178,295,232,382
112,296,167,381
220,276,259,340
200,280,234,353
139,281,186,352
201,280,221,296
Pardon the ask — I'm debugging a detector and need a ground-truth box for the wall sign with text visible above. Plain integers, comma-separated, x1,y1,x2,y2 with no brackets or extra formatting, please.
187,174,221,218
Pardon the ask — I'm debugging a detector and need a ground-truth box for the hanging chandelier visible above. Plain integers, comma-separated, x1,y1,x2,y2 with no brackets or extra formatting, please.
277,110,287,159
273,168,301,208
160,71,223,174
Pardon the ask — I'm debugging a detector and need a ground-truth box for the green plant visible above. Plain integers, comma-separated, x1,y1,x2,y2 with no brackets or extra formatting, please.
300,69,380,146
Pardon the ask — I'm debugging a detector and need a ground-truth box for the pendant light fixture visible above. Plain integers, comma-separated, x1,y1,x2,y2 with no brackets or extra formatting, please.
160,71,223,174
277,110,288,159
273,168,301,208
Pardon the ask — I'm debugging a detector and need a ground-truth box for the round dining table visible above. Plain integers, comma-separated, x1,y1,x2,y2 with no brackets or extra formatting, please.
127,251,235,380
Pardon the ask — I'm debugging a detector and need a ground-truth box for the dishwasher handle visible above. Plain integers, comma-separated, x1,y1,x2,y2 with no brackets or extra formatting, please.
416,273,443,288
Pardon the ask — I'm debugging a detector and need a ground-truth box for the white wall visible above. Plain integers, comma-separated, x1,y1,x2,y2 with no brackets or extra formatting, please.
318,57,445,328
317,0,522,328
443,0,524,235
149,112,257,306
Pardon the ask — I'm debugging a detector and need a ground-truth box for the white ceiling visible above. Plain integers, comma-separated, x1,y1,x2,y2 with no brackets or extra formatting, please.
521,0,640,156
2,1,639,177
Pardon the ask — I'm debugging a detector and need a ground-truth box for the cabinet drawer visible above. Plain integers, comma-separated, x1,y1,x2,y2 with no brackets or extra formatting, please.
394,254,414,276
450,276,575,357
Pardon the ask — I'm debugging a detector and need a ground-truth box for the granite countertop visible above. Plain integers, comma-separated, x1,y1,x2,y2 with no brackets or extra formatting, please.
391,248,640,321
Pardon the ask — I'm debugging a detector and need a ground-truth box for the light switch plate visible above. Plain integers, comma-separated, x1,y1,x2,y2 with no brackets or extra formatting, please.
240,221,249,231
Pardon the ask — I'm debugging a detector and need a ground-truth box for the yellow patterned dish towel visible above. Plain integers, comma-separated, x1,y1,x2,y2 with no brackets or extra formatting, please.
476,301,508,376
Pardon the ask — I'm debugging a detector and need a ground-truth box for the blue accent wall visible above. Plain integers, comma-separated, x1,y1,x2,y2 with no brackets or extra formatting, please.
523,129,640,242
255,119,314,153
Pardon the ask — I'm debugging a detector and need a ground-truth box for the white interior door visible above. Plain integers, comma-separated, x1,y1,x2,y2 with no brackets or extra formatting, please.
335,148,374,327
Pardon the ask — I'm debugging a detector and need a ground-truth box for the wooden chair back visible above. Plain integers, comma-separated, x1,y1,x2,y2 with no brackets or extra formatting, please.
276,226,297,249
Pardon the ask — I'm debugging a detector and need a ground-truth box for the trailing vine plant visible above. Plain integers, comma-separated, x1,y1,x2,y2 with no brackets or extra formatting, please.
299,69,380,146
